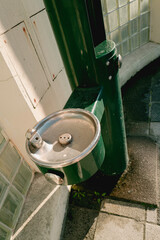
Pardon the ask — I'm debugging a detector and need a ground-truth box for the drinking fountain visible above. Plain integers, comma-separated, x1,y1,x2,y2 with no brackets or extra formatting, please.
26,0,128,185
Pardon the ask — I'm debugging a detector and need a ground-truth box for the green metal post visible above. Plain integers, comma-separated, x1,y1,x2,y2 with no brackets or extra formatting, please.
95,40,128,174
43,0,128,176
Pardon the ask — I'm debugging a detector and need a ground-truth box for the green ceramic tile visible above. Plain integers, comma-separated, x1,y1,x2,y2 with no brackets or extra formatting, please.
0,186,23,228
0,132,4,145
140,12,149,29
120,24,129,41
13,161,33,195
140,0,149,13
0,223,12,240
122,39,130,56
130,18,138,35
130,0,138,20
0,131,6,153
131,34,139,51
119,5,129,26
0,143,21,181
108,11,119,31
107,0,117,12
118,0,128,7
0,174,8,203
140,28,149,46
110,29,120,44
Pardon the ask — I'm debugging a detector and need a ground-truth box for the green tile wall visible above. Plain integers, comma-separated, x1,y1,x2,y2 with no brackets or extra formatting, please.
101,0,150,56
13,161,33,195
0,175,8,203
0,223,12,240
0,144,21,181
0,130,7,153
0,128,33,239
0,187,24,228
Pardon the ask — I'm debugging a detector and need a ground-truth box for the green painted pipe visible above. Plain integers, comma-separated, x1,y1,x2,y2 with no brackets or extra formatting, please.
95,40,128,174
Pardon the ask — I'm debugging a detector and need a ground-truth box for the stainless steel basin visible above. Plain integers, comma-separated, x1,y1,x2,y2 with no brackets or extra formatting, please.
25,108,105,185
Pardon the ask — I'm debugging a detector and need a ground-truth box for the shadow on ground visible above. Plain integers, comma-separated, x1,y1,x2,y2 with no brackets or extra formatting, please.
63,57,160,240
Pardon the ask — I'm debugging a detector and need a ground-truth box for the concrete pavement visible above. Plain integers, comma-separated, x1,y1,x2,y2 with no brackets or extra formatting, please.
63,57,160,240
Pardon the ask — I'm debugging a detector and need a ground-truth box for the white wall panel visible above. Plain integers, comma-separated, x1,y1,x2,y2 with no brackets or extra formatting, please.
0,53,37,169
31,10,64,79
51,69,72,110
31,70,72,121
0,0,25,35
0,47,12,81
0,22,50,108
21,0,45,17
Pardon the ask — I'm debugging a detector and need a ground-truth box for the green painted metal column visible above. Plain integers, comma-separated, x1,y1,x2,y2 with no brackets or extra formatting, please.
95,40,128,174
43,0,128,176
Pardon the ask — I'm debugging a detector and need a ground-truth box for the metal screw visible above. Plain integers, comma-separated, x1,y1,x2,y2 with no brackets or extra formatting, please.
118,54,122,69
25,128,35,140
106,61,110,66
108,76,112,80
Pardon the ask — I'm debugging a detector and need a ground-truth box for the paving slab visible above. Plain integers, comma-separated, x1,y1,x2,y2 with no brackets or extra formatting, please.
110,137,158,206
157,208,160,225
12,173,70,240
101,199,145,221
63,206,98,240
123,101,149,122
151,71,160,101
150,122,160,145
150,122,160,136
126,122,149,137
94,213,144,240
156,152,160,225
146,207,157,224
151,103,160,122
145,223,160,240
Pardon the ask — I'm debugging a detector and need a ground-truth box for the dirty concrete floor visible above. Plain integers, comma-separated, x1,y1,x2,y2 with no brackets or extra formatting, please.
62,57,160,240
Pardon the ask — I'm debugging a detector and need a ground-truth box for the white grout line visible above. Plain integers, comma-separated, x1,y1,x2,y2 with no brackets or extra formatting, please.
11,185,60,240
